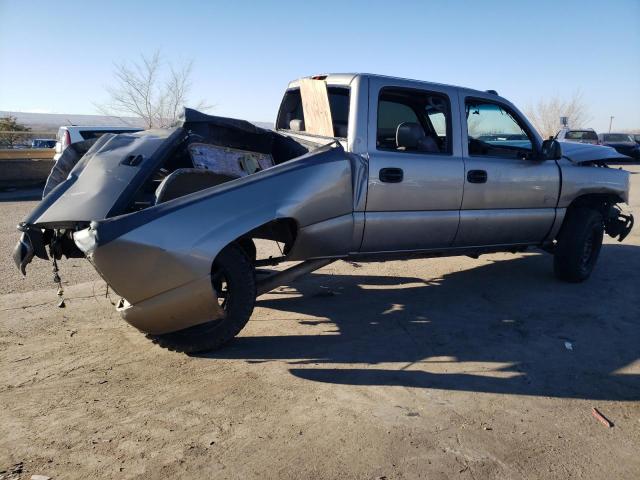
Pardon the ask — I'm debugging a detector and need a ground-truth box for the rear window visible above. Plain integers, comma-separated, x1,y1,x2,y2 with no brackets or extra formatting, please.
603,133,632,142
276,86,350,137
565,130,598,140
79,129,139,141
32,139,56,148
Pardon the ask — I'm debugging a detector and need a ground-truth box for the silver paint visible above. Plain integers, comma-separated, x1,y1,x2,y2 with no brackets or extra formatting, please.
17,73,633,336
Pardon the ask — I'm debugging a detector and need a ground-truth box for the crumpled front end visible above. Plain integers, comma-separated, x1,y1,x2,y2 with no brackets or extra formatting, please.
559,141,634,164
72,223,225,335
13,109,356,336
69,142,354,334
557,146,634,242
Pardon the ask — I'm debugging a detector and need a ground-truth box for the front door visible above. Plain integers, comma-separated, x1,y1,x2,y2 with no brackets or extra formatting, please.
361,79,465,252
455,95,560,247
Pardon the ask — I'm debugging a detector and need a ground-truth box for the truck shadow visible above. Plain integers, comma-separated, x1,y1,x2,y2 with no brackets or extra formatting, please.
201,244,640,401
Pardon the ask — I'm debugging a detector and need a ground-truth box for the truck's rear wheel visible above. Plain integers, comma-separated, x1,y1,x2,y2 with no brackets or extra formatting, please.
150,243,256,353
554,207,604,282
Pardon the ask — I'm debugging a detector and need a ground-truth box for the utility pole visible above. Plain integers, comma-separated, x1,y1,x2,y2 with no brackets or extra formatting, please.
609,116,614,133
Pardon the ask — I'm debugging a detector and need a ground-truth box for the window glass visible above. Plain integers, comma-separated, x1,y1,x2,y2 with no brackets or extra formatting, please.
465,101,533,157
79,130,138,140
377,101,419,132
377,87,451,154
328,90,349,125
566,130,598,140
603,133,632,142
32,139,56,148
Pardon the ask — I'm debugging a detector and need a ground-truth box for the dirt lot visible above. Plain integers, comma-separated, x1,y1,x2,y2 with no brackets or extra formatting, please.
1,166,639,480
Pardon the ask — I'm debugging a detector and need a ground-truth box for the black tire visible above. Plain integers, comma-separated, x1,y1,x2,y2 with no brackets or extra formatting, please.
150,243,256,353
553,207,604,282
238,238,257,263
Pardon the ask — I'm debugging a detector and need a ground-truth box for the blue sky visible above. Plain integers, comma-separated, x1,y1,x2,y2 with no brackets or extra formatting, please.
1,0,638,131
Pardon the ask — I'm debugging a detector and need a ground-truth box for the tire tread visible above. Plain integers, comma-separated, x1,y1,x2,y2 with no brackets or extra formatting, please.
553,207,604,282
149,243,256,353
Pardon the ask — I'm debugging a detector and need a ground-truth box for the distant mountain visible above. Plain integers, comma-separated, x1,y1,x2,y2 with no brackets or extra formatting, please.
0,111,145,131
0,111,274,132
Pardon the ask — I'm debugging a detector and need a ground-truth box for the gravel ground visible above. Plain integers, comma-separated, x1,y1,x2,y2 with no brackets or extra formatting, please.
1,166,639,479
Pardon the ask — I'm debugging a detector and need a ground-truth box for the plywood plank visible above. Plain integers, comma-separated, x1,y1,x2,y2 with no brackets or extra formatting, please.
299,78,334,137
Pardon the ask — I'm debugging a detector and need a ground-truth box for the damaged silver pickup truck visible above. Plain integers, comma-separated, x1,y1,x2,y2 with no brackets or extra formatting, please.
14,73,634,352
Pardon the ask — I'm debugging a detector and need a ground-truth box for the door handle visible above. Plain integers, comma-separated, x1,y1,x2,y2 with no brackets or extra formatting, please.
379,167,403,183
467,170,488,183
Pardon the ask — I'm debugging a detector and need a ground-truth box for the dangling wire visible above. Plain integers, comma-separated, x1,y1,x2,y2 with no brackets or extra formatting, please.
51,256,65,308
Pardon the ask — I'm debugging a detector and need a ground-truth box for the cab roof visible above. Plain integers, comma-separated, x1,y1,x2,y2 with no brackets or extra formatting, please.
287,72,501,99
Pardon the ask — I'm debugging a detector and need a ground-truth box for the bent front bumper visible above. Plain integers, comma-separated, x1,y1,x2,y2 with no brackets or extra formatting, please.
116,275,224,335
73,225,224,334
13,225,49,275
605,208,634,242
13,233,35,276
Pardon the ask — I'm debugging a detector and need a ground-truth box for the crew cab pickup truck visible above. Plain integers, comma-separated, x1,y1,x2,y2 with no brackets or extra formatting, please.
14,73,634,353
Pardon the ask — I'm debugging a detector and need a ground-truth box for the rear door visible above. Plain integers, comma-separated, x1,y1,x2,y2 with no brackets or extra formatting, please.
455,94,559,247
361,78,464,252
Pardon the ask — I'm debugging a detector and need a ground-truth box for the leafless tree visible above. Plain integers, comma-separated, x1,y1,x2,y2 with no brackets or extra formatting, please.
97,51,211,128
0,115,31,148
524,91,591,139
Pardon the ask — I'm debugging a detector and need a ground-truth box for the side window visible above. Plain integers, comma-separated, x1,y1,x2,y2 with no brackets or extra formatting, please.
80,131,108,141
465,100,533,157
377,101,419,141
377,87,451,154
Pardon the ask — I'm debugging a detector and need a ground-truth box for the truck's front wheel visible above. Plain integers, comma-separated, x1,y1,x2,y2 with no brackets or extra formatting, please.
150,243,256,353
554,208,604,282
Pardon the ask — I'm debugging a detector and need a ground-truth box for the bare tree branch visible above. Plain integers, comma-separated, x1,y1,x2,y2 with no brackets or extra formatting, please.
524,91,592,139
96,50,211,128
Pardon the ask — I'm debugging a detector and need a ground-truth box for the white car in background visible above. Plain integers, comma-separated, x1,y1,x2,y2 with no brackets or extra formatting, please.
555,128,599,145
54,125,142,161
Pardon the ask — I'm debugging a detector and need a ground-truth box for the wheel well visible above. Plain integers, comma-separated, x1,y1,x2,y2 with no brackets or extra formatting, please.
244,218,297,245
566,193,623,216
228,218,298,262
555,193,624,242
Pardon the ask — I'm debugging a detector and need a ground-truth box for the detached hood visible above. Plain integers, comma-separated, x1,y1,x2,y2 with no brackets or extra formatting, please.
559,141,632,163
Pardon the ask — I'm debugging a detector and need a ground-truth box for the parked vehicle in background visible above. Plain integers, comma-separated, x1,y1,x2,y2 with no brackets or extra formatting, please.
555,128,599,145
632,133,640,145
14,73,635,353
54,125,142,161
598,133,640,160
31,139,56,149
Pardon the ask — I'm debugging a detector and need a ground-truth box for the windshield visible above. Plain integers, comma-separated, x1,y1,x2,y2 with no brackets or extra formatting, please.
565,130,598,140
603,134,633,142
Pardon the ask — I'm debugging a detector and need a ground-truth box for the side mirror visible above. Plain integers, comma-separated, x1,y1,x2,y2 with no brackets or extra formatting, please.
541,138,562,160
